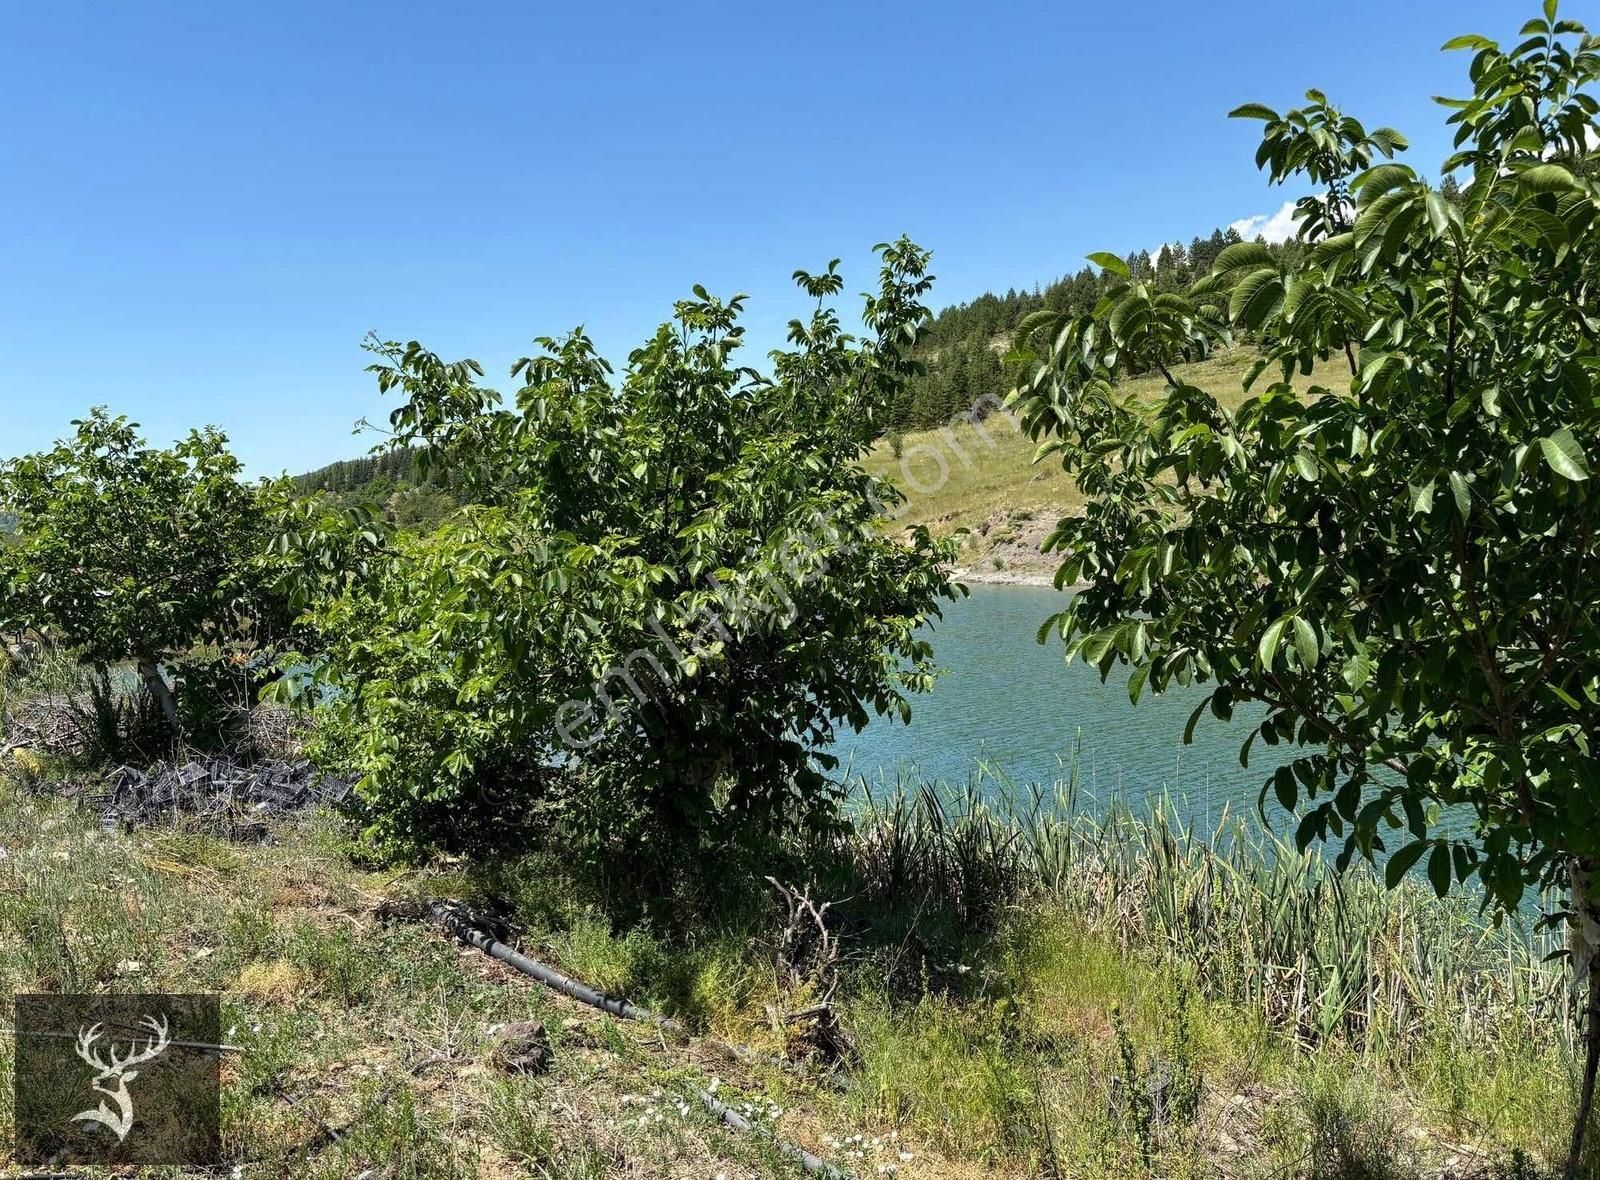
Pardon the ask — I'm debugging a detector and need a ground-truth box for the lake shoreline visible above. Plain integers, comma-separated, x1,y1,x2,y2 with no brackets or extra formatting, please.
951,565,1075,589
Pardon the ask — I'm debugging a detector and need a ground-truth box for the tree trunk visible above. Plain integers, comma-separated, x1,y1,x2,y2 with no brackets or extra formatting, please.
137,655,181,736
1566,858,1600,1180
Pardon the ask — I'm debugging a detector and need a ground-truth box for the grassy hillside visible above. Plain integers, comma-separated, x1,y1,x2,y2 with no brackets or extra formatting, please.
865,349,1344,580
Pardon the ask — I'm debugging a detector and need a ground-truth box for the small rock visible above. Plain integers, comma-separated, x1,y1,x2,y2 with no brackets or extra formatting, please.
490,1020,552,1075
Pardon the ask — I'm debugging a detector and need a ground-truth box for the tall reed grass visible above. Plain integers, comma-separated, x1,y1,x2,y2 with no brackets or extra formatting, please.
841,764,1572,1065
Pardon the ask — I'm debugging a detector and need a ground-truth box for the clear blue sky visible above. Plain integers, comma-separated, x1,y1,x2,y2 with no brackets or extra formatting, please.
1,0,1545,476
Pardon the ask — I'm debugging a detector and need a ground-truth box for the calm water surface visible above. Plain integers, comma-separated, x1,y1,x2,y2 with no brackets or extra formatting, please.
832,584,1295,832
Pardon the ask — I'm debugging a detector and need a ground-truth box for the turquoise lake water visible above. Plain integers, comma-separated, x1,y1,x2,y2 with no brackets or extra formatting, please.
831,583,1296,834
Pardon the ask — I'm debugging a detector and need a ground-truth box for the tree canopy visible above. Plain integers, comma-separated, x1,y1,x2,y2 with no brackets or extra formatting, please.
292,240,959,862
1009,9,1600,1166
0,409,284,730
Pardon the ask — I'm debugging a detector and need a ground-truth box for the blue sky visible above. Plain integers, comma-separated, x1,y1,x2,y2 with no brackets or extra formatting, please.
1,0,1544,475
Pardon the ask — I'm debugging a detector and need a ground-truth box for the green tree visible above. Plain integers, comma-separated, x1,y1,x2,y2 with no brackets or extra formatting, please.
0,409,283,735
293,240,958,866
1009,10,1600,1171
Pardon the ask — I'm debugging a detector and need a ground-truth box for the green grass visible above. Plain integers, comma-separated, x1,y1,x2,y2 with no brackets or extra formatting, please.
864,348,1347,575
0,751,1586,1178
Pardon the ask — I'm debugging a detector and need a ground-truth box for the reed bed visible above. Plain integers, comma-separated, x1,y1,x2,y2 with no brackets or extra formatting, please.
841,766,1573,1066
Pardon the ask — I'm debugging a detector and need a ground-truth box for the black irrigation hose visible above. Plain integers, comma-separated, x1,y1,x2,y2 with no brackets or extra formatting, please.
428,900,793,1074
697,1085,849,1180
426,900,850,1179
429,901,679,1030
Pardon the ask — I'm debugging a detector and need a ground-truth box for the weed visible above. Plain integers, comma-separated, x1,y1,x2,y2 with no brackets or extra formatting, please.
1112,1006,1156,1170
1299,1066,1418,1180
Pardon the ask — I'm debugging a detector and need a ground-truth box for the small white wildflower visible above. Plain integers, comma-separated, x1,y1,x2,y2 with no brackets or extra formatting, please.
898,1151,914,1162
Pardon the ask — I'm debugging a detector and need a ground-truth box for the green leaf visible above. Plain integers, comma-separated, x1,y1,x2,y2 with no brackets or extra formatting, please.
1086,252,1130,277
1229,269,1280,325
1273,765,1297,811
1212,242,1277,275
1292,616,1319,669
1428,843,1452,898
1385,840,1429,888
1540,428,1591,481
1079,627,1116,666
1440,33,1495,51
1402,794,1428,840
1409,479,1435,516
1259,616,1290,670
1229,102,1279,122
1520,163,1579,194
1294,807,1324,852
1424,190,1454,238
1448,471,1471,518
1341,648,1374,693
1127,663,1150,705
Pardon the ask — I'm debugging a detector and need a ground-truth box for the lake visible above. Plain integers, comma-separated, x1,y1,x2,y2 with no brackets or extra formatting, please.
832,583,1294,834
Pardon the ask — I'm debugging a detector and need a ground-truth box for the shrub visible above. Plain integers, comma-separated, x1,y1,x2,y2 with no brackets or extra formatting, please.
294,242,960,864
0,410,289,748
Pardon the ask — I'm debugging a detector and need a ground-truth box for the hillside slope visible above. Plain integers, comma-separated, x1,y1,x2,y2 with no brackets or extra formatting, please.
865,348,1342,582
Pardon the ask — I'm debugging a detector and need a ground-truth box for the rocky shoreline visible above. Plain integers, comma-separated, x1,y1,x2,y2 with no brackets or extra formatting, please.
950,565,1060,588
